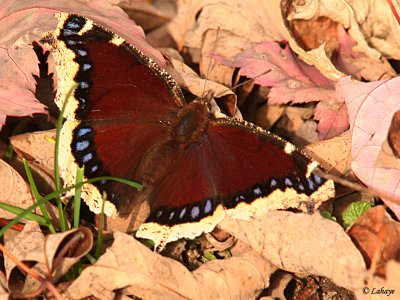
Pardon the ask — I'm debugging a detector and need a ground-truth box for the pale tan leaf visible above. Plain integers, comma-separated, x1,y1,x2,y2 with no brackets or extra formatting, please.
66,232,199,300
10,130,56,176
192,250,276,299
347,0,400,60
219,211,366,291
66,232,275,300
165,56,241,119
0,157,58,224
0,159,35,220
169,0,345,83
305,130,352,174
4,222,44,294
0,282,9,300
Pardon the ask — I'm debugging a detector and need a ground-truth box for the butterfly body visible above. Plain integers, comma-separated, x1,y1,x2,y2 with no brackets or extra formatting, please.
40,13,335,248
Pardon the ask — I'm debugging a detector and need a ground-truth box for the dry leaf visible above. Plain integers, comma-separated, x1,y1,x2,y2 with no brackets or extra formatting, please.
388,110,400,158
66,232,200,299
10,130,58,198
0,282,9,300
255,104,284,131
335,25,395,81
287,0,381,59
219,211,366,291
10,130,56,175
120,0,177,48
169,0,344,84
4,222,92,295
191,250,276,300
165,56,240,119
348,206,400,277
66,232,275,299
346,0,400,60
120,0,176,33
267,271,293,299
305,131,352,174
0,159,35,220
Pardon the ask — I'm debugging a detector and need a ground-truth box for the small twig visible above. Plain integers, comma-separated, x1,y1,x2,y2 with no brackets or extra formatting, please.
0,219,24,231
44,237,53,280
387,0,400,25
314,168,400,206
0,243,63,300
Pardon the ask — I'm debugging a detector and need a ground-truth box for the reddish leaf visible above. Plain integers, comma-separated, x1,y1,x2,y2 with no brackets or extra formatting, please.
216,41,348,139
336,76,400,218
314,98,348,139
215,41,335,104
348,206,400,277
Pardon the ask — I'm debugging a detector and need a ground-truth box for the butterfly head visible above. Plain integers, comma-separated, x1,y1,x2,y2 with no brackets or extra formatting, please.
171,101,210,145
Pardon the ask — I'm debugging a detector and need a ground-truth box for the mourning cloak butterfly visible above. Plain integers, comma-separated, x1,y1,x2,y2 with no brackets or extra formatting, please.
40,13,335,247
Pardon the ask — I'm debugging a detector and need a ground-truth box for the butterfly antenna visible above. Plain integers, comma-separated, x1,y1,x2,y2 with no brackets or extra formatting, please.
213,68,273,100
202,24,221,101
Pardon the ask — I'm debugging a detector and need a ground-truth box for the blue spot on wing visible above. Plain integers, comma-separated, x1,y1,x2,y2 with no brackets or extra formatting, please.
75,140,89,151
76,127,92,137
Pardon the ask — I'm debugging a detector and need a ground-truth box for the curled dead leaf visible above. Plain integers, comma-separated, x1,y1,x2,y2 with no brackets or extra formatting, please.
4,222,92,296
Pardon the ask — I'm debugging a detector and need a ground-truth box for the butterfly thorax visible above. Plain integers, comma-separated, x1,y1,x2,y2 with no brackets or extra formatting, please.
131,101,209,199
170,100,209,147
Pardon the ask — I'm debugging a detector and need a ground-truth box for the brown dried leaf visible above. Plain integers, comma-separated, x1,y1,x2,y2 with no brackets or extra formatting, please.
305,130,352,174
0,159,34,220
10,130,56,176
66,232,275,299
4,222,92,295
169,0,344,83
255,104,285,131
66,232,199,299
120,0,176,33
165,56,240,119
347,206,400,277
219,211,366,291
0,156,58,224
287,0,381,59
267,271,293,299
0,282,9,300
191,250,276,300
4,222,45,294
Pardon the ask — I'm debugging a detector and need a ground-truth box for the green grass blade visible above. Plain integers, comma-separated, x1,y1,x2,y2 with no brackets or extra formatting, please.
85,253,96,264
73,166,84,228
23,159,56,233
0,176,142,237
0,203,48,225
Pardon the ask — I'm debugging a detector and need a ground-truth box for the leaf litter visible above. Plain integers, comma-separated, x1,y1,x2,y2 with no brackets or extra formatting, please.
0,0,400,299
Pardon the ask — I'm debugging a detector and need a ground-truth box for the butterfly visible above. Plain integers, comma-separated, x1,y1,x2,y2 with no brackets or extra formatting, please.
40,13,335,248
